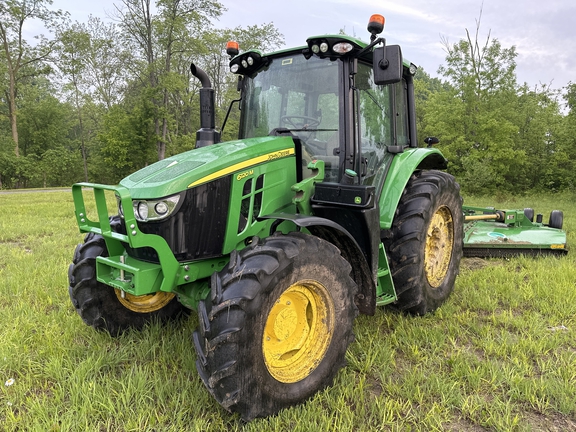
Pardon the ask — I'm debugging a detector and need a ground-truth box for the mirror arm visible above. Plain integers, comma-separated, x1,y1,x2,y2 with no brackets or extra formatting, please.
356,37,385,58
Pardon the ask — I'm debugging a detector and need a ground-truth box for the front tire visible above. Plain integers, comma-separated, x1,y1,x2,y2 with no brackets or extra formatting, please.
68,231,187,336
193,232,358,420
382,170,463,315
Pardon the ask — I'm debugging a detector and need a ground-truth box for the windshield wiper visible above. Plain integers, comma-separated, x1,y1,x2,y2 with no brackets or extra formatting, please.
363,90,384,111
282,128,338,132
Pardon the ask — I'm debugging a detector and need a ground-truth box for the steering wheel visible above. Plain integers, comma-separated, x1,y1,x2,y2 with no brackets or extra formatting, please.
281,115,320,129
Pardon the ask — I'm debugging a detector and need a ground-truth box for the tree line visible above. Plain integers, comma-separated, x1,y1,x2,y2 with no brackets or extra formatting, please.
0,0,282,188
416,21,576,195
1,0,575,195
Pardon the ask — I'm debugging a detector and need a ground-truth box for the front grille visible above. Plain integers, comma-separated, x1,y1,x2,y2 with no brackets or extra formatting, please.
121,176,231,263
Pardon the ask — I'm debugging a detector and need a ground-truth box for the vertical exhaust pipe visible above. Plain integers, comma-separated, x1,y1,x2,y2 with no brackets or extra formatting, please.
190,63,220,147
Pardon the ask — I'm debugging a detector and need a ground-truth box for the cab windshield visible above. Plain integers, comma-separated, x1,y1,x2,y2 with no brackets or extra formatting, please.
239,54,341,181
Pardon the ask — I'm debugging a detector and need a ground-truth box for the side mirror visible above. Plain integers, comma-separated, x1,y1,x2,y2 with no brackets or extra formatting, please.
424,136,440,147
373,45,402,85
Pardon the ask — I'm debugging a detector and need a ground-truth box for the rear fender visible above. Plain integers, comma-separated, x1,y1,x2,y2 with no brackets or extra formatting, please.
259,213,376,315
379,148,448,229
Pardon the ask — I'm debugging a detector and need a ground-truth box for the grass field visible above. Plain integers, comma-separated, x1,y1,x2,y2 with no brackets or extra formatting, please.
1,189,575,431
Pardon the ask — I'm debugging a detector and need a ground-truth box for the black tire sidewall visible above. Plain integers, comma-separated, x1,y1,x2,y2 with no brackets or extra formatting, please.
68,229,186,335
195,232,358,419
419,176,463,309
247,248,355,403
549,210,563,229
385,170,463,314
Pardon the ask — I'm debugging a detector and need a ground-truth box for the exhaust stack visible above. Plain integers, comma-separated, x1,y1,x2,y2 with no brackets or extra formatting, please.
190,63,220,148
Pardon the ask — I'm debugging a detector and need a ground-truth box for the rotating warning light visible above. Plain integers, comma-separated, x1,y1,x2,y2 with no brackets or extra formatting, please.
226,41,239,57
367,14,385,36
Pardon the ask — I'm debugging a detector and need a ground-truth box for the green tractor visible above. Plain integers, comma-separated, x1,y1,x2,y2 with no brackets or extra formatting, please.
69,14,490,420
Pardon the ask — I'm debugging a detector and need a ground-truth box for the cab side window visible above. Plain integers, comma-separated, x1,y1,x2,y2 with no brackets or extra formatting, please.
356,62,409,184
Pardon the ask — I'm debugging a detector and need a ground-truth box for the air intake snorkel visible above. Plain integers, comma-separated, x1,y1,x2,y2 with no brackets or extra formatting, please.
190,63,220,148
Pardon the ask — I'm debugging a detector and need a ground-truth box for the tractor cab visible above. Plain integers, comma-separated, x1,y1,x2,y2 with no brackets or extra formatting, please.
228,23,418,190
239,53,342,182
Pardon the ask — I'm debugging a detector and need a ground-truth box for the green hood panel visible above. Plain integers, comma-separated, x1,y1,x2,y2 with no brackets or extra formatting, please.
119,136,296,198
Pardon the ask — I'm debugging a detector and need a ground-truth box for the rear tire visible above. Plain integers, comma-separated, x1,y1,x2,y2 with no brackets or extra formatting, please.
382,170,463,315
548,210,563,229
193,232,358,420
68,229,187,336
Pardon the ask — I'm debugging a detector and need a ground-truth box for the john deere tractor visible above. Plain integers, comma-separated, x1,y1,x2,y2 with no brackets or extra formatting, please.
68,15,464,420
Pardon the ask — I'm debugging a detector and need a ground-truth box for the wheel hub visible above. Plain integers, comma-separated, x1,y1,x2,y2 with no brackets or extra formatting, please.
263,280,334,383
115,290,176,313
424,205,454,287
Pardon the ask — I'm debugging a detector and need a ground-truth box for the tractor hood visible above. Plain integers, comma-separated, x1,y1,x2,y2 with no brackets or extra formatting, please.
119,136,296,199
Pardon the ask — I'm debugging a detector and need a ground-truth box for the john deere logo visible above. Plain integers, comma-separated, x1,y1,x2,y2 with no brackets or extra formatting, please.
354,196,362,204
267,150,291,161
237,170,254,181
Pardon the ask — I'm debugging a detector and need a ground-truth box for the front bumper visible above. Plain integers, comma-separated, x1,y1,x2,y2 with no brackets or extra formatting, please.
72,183,182,296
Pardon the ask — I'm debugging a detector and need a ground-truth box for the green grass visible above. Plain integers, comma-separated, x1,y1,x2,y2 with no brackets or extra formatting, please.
1,190,576,431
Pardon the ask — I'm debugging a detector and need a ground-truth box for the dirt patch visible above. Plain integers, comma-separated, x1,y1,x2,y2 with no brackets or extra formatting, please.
459,257,503,271
523,411,576,431
1,241,33,253
444,418,489,432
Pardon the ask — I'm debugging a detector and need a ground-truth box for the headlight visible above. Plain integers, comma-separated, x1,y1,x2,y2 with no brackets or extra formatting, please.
155,201,169,215
332,42,354,54
117,193,182,222
135,201,149,220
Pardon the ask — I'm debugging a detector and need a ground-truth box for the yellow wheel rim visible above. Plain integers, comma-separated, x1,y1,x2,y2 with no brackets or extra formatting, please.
424,205,454,287
115,290,176,313
263,280,335,383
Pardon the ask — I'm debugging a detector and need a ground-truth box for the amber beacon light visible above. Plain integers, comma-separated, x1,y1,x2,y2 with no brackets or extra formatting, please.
367,14,385,39
226,41,239,57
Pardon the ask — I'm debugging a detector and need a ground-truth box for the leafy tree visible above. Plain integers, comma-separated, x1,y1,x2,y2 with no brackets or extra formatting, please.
548,82,576,191
17,78,71,154
0,0,68,156
55,23,91,181
114,0,223,161
81,17,129,109
0,1,295,187
92,102,157,183
7,78,82,187
509,84,565,191
413,68,449,144
0,141,17,188
424,15,524,194
54,17,131,183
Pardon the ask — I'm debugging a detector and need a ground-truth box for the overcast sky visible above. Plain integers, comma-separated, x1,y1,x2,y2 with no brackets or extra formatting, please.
50,0,575,91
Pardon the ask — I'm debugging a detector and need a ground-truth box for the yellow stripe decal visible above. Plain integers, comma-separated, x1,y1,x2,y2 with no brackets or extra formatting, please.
188,148,295,188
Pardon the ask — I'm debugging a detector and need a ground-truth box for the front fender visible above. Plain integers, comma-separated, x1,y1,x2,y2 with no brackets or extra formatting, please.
379,148,448,229
259,213,376,315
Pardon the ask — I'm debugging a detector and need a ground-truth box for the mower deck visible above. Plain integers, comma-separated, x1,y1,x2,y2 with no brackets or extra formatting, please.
462,206,568,258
